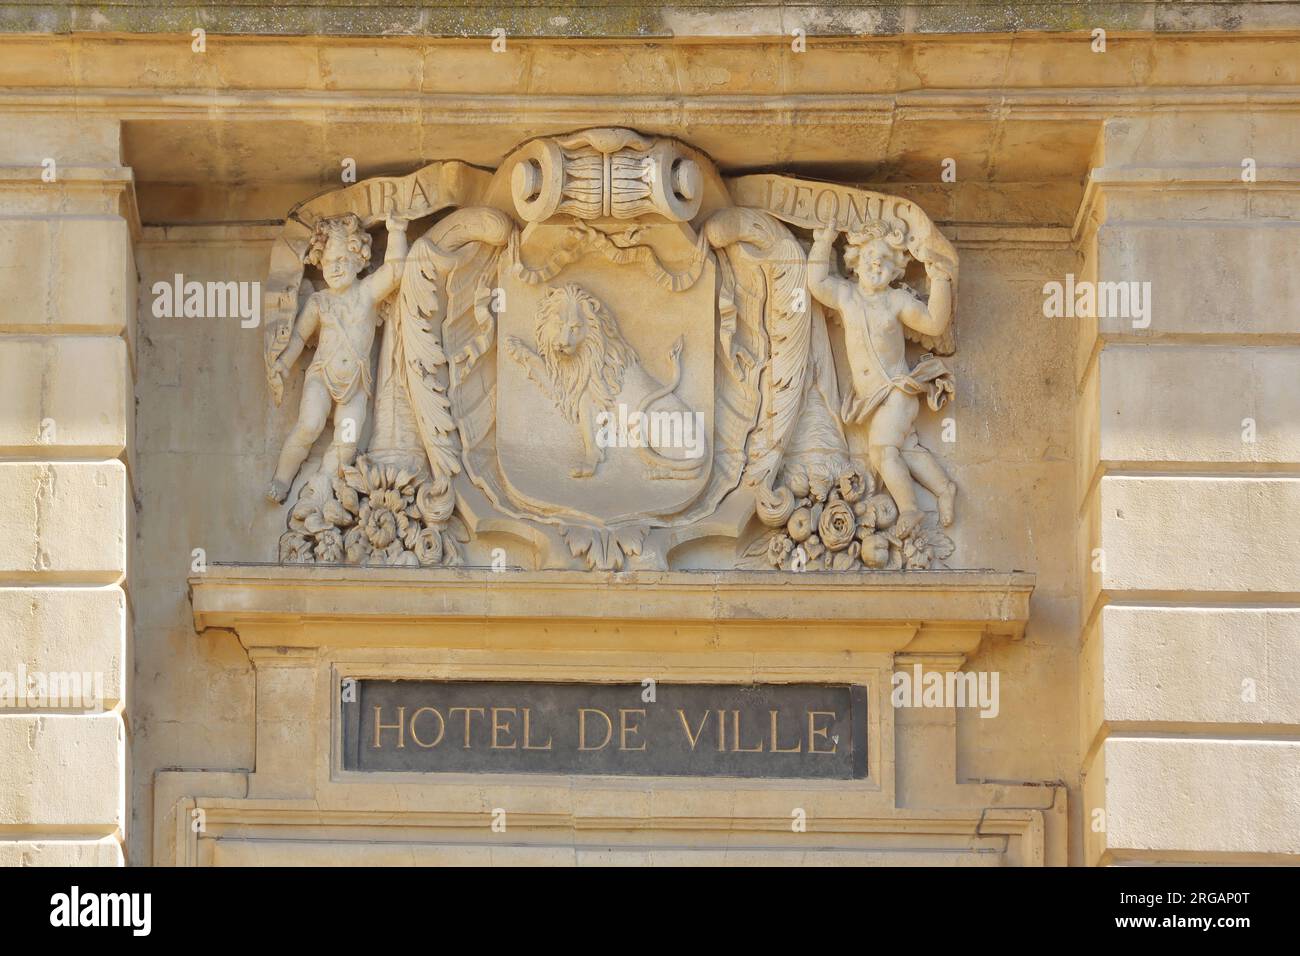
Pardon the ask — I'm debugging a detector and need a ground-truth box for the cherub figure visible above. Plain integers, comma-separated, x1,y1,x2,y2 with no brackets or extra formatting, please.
266,212,408,503
808,222,956,533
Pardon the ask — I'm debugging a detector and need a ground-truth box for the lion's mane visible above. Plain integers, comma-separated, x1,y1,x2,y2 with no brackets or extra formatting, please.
534,283,639,424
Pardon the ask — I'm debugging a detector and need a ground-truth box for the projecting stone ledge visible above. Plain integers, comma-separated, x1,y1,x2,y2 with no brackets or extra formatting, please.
189,565,1034,655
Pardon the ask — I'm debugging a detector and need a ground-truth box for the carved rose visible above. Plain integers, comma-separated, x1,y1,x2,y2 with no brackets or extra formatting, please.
414,527,444,566
838,466,872,504
787,507,814,543
818,498,857,551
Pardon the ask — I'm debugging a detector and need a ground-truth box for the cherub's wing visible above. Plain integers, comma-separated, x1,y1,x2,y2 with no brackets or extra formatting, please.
903,317,955,356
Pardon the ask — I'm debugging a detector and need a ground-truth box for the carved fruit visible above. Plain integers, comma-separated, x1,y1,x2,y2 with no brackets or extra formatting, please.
787,508,814,543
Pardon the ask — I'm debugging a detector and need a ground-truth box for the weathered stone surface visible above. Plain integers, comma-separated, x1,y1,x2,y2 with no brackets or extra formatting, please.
1099,345,1300,465
0,714,122,828
0,462,126,582
0,336,129,457
1096,476,1300,594
0,587,125,709
1083,606,1300,733
0,217,134,334
0,839,123,867
1099,738,1300,858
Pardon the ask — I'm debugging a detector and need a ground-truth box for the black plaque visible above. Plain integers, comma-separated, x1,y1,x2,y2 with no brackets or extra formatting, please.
343,680,867,779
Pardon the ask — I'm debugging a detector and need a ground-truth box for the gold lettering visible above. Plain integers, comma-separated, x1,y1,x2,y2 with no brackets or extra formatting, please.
448,706,486,749
677,709,709,750
619,709,647,751
491,706,517,749
731,710,764,753
808,710,837,754
522,707,553,750
770,709,802,753
578,708,613,751
409,706,445,748
372,705,405,750
717,709,726,751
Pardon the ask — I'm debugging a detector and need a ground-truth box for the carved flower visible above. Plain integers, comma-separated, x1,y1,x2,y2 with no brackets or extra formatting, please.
278,531,314,564
314,527,344,563
804,535,824,562
767,533,794,568
414,527,444,566
786,507,814,543
838,465,873,504
360,501,402,550
818,498,857,552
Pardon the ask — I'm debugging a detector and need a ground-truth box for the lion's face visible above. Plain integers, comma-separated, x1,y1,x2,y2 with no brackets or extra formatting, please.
537,288,591,359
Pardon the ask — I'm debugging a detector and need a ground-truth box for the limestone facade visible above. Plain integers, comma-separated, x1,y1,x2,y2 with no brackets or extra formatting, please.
0,4,1297,866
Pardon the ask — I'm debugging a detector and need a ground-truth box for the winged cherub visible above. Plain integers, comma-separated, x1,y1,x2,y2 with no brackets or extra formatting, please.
808,221,957,534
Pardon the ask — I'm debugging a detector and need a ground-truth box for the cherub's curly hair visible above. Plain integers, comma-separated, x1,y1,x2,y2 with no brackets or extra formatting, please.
843,218,909,274
303,213,372,268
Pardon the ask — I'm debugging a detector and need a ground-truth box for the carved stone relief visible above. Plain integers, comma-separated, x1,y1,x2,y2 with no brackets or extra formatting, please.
264,129,960,572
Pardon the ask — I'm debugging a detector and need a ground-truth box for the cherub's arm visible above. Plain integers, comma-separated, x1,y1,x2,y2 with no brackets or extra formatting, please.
362,216,410,306
807,227,854,315
277,295,320,372
897,271,952,338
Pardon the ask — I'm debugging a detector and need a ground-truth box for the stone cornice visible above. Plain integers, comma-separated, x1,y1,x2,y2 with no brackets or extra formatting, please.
189,565,1035,650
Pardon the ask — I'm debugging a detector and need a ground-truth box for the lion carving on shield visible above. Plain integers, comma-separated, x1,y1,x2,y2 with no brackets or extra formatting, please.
505,283,707,480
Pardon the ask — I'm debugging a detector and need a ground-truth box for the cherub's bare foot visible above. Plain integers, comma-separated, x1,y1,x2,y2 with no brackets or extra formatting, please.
267,479,290,504
895,509,925,539
937,481,956,527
